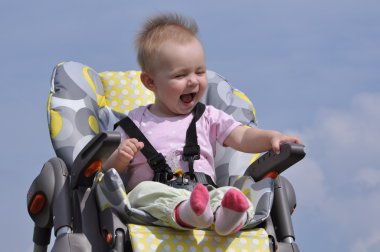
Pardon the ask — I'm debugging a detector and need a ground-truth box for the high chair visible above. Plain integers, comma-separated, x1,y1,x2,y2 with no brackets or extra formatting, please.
27,61,305,252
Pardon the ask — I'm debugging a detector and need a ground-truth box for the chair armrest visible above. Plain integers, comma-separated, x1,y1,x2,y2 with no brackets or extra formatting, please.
244,143,305,181
71,131,121,189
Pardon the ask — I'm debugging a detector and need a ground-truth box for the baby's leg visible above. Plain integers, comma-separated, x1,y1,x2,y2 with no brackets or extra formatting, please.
214,188,250,236
174,183,213,229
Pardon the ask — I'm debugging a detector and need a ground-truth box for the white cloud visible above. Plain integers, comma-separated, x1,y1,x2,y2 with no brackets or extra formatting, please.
354,167,380,188
285,158,327,208
351,231,380,252
285,92,380,251
318,93,380,150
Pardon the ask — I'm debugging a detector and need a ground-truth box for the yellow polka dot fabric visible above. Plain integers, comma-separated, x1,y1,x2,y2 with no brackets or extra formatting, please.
99,71,155,114
128,224,270,252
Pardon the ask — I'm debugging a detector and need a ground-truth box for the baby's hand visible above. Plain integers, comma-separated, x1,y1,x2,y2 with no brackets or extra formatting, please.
117,138,144,166
271,133,302,154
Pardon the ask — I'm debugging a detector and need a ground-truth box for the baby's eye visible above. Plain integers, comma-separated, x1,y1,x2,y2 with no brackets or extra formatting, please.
197,70,206,76
174,74,185,79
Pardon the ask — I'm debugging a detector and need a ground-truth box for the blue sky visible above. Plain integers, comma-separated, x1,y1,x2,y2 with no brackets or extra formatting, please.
1,1,379,251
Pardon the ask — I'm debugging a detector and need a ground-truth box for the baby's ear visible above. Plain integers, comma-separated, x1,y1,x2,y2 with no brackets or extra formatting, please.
140,72,156,91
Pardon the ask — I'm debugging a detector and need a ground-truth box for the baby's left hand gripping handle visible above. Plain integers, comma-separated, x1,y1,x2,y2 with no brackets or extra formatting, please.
244,143,306,181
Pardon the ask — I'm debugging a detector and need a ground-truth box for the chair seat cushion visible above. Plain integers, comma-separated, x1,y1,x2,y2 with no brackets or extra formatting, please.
128,224,270,252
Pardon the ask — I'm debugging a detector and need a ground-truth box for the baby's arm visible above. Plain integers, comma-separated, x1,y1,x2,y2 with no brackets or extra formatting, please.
103,138,144,174
223,126,301,154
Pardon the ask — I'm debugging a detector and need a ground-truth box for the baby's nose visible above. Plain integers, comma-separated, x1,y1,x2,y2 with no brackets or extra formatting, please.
188,74,199,85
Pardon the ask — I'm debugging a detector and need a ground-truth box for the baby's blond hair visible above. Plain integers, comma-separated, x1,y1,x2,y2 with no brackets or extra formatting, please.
135,13,199,73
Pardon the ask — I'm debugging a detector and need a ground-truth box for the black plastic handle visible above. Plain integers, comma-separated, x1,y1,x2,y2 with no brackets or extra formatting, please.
71,131,121,189
244,143,306,181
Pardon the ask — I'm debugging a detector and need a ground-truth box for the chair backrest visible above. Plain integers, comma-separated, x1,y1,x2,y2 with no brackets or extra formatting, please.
48,61,258,185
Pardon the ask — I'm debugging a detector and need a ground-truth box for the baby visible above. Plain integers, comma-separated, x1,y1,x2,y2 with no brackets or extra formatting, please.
104,13,301,236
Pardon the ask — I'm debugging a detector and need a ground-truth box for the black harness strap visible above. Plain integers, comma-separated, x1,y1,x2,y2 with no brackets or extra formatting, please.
183,103,204,173
183,103,218,188
115,117,173,183
185,103,206,152
115,102,217,188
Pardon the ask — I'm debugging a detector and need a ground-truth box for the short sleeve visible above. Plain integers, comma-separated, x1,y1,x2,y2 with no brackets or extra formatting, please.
206,105,242,145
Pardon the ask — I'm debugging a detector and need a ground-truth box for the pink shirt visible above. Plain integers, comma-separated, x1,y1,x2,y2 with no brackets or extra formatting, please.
116,105,241,192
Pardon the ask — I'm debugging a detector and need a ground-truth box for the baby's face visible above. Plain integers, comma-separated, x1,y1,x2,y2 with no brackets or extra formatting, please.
148,38,207,117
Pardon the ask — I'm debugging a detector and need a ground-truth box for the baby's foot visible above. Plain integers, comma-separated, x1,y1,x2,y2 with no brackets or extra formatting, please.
214,188,250,236
174,183,213,229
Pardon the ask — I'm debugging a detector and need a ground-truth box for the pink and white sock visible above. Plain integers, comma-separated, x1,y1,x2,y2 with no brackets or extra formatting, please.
174,183,213,229
214,188,250,236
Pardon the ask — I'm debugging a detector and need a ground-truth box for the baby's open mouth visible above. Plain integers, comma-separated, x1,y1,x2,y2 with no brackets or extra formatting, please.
180,92,196,103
